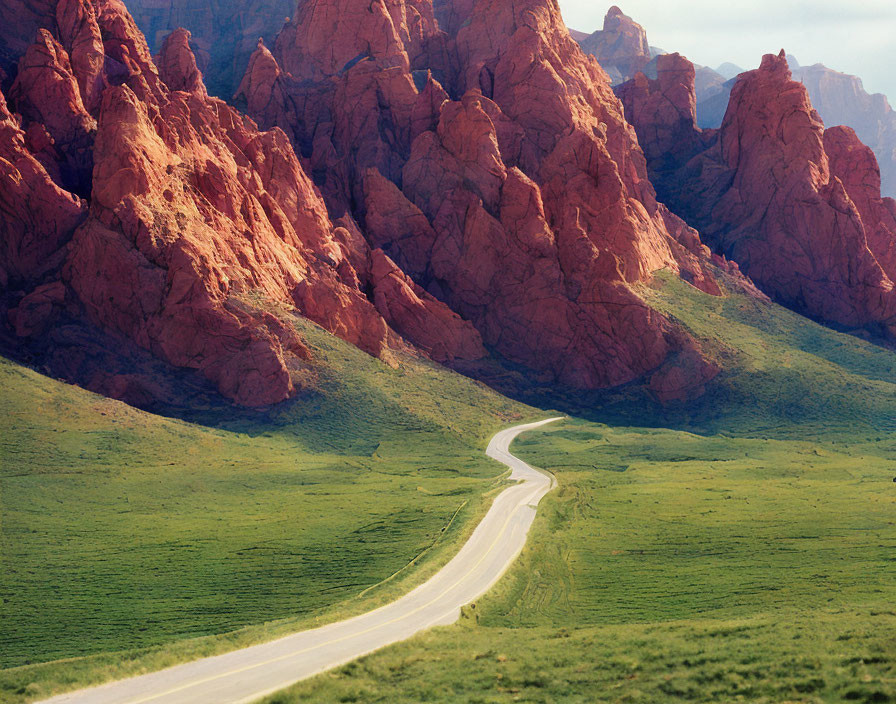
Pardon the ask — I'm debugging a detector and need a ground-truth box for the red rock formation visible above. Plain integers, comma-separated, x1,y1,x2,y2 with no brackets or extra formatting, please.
616,53,709,171
697,57,896,199
156,27,206,96
824,125,896,278
274,0,431,83
597,5,896,201
0,0,762,408
368,248,486,363
234,39,296,134
620,51,896,337
237,0,727,393
577,6,652,85
9,27,96,193
1,0,487,406
0,83,87,288
55,0,105,113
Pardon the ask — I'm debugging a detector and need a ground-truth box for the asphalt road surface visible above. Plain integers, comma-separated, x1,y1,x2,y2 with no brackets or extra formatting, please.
40,417,562,704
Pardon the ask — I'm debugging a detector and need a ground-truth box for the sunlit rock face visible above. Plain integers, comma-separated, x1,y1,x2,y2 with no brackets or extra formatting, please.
234,0,731,395
0,0,485,407
620,51,896,339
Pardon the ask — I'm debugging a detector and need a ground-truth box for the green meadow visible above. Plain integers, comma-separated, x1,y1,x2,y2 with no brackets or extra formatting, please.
0,318,533,702
261,273,896,703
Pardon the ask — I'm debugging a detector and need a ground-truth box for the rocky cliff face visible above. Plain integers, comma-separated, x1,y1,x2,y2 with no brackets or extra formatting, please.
236,0,728,395
0,82,87,289
620,51,896,338
695,57,896,199
11,0,890,410
0,0,485,407
793,63,896,200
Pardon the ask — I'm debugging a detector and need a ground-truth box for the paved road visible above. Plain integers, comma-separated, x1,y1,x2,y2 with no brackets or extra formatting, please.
40,418,562,704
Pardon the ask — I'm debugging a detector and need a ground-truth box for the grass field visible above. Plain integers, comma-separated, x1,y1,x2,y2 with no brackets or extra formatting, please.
262,273,896,703
518,271,896,441
0,318,534,702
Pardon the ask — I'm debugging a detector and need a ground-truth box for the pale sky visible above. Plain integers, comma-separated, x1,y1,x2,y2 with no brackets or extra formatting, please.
558,1,896,102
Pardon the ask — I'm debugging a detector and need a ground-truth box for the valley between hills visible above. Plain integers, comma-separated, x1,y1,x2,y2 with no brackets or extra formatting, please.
3,273,894,703
0,0,895,703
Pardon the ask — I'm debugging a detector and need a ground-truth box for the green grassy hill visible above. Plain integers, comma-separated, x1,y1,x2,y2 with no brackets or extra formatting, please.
262,272,896,704
0,319,535,702
516,271,896,441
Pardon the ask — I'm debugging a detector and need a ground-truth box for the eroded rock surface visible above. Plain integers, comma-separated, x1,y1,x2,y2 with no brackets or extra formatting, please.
0,0,485,406
237,0,728,393
577,5,652,85
620,51,896,337
0,84,87,288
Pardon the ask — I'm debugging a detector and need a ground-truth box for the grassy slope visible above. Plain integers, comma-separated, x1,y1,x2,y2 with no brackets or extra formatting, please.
266,274,896,704
0,318,535,702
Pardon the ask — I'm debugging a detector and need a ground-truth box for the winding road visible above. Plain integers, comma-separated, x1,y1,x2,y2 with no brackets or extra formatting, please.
40,417,562,704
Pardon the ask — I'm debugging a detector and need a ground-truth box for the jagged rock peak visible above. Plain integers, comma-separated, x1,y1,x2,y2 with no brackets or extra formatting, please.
237,0,730,397
620,49,896,339
577,3,651,84
0,0,488,408
156,27,207,96
759,49,792,76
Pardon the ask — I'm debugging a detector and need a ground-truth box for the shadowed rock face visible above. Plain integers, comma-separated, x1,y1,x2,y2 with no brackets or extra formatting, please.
236,0,730,395
0,0,485,407
0,85,87,289
9,25,97,195
620,51,896,338
118,0,294,99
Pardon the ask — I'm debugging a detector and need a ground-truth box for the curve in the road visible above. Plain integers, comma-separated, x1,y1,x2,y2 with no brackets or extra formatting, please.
40,417,562,704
